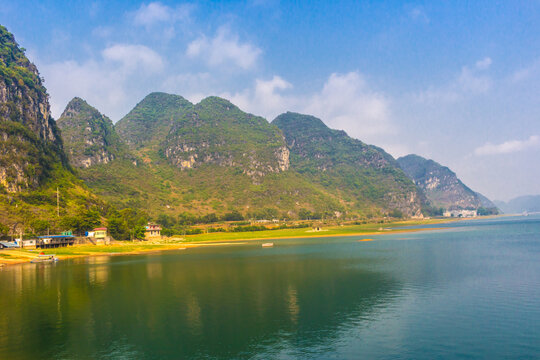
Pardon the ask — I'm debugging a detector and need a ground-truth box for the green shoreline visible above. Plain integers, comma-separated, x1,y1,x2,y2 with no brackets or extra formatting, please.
0,217,476,266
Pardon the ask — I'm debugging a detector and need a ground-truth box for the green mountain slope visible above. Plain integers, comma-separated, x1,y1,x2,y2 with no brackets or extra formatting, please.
272,112,423,217
65,94,343,218
163,97,290,179
397,154,497,212
62,95,427,220
0,25,101,230
115,92,192,149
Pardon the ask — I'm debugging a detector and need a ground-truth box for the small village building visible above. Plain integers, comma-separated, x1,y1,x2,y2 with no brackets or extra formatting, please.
35,235,75,249
145,223,162,240
14,239,37,248
85,228,111,245
93,228,108,239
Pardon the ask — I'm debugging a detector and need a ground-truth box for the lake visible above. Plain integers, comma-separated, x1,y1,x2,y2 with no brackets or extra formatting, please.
1,216,539,359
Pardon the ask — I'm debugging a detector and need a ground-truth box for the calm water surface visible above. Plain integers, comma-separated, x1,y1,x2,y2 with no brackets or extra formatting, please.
1,216,539,359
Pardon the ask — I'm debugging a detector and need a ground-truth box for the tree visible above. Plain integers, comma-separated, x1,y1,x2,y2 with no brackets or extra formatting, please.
80,208,101,229
157,213,175,228
59,216,83,234
107,217,128,240
30,219,50,235
222,210,244,221
0,223,9,236
389,209,404,219
178,212,197,225
298,208,312,220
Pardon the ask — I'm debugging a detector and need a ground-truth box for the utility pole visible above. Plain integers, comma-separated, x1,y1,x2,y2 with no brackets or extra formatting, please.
57,187,60,217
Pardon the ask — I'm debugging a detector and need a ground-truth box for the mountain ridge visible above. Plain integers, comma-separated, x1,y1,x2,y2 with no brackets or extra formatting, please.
397,154,497,213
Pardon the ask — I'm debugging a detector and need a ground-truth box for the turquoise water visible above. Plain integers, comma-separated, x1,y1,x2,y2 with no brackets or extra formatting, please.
0,216,539,359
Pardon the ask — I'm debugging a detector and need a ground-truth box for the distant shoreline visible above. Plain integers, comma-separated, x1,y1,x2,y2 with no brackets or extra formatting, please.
0,215,511,267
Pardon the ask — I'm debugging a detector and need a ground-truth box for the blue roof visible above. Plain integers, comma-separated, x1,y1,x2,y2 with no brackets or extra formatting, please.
37,235,75,239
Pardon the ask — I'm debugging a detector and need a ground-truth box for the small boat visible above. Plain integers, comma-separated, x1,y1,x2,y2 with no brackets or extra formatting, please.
262,242,274,248
31,254,58,263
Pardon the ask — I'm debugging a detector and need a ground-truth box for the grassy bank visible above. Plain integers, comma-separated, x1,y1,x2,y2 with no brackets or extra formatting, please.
182,218,451,242
0,218,454,266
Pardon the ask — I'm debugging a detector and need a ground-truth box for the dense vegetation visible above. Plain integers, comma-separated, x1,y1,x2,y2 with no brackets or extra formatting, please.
164,96,288,177
115,92,192,149
0,25,46,96
273,112,422,217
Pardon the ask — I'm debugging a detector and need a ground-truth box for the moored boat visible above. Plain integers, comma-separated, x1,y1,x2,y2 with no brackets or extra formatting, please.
262,243,274,247
31,254,59,263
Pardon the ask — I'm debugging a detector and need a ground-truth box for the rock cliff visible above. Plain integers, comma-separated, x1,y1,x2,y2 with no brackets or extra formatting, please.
0,25,66,192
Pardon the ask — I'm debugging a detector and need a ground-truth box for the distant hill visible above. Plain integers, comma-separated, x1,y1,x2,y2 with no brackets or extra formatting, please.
397,154,498,214
495,195,540,214
273,112,423,217
0,25,100,228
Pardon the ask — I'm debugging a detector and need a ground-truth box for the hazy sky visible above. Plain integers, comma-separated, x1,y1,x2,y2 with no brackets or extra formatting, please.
1,0,539,201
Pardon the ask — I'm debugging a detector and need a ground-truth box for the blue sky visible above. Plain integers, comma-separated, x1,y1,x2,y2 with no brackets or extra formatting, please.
1,0,540,201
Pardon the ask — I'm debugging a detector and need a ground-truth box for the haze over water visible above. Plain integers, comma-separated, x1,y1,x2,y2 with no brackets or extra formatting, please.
1,216,539,359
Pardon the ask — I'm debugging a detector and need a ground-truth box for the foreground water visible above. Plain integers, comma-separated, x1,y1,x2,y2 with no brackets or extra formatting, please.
1,216,539,359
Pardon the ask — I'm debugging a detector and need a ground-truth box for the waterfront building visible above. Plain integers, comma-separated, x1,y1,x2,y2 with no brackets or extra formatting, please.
145,223,162,239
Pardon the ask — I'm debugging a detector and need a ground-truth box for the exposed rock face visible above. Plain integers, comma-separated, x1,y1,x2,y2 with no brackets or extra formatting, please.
0,25,66,192
273,112,423,216
397,154,496,211
163,97,290,180
57,97,122,168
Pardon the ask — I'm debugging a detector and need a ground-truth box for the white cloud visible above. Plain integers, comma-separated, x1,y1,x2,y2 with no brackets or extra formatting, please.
40,60,128,120
303,72,393,138
415,60,492,103
223,75,293,118
475,57,492,70
133,2,192,27
221,71,394,143
162,72,212,97
102,44,164,73
510,59,540,83
474,135,540,156
186,27,262,70
38,44,165,120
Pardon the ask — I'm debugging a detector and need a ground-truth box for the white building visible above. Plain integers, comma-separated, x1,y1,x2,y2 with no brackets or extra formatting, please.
443,209,477,218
